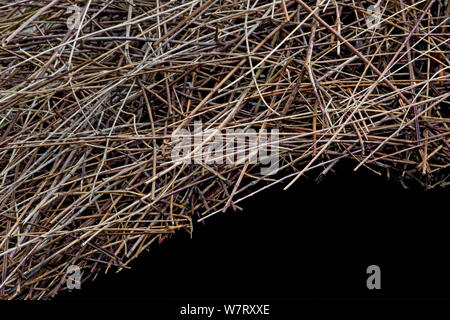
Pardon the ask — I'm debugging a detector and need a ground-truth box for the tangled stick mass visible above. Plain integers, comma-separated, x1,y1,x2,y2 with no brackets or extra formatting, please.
0,0,449,299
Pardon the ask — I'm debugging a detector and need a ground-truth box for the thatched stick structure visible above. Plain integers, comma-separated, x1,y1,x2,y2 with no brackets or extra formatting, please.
0,0,448,299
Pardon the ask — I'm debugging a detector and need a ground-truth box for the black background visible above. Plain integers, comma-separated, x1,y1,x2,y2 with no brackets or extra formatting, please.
50,161,449,313
29,163,450,319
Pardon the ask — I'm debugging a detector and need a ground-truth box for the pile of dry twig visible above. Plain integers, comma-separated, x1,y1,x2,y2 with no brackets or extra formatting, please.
0,0,448,299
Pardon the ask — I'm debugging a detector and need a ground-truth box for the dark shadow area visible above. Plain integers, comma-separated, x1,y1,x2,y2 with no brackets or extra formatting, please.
53,161,448,302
